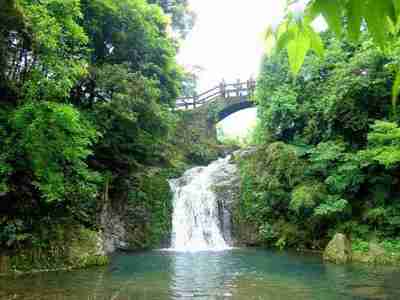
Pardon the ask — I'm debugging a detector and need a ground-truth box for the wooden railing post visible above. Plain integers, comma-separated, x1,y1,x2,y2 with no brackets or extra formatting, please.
175,79,257,110
219,81,226,99
236,79,241,97
250,78,256,96
193,95,197,108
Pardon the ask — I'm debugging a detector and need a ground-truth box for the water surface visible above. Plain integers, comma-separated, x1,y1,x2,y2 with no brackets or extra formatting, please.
1,248,400,300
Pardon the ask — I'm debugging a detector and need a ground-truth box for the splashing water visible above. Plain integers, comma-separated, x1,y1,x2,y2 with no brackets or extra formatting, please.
169,156,236,252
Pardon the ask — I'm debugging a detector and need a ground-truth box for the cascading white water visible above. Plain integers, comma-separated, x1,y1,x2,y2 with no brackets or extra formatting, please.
169,156,236,252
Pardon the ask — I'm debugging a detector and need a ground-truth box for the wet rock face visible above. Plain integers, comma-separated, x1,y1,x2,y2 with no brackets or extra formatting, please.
212,150,265,246
231,147,257,161
323,233,352,264
100,196,129,254
211,148,261,247
211,157,241,246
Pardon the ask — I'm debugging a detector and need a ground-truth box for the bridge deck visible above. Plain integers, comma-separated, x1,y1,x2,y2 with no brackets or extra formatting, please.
176,79,256,110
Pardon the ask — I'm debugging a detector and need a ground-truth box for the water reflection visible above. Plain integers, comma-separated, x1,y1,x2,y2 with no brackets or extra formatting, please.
0,249,400,300
171,250,236,299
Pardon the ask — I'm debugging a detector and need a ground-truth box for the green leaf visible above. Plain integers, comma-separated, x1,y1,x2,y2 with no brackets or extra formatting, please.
276,22,297,52
276,21,293,52
264,26,276,56
394,0,400,15
276,31,290,52
388,17,397,34
346,0,363,42
364,0,393,48
304,1,320,24
287,26,311,75
311,0,343,36
392,69,400,116
389,0,400,34
307,26,324,57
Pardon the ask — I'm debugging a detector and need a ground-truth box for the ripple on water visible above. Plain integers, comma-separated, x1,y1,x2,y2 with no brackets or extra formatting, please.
1,249,400,300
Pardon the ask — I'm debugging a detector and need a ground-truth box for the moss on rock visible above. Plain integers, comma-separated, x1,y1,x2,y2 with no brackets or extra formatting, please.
67,227,108,269
4,226,108,275
323,233,352,264
352,242,400,265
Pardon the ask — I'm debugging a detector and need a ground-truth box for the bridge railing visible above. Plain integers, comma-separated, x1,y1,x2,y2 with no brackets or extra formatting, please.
176,79,256,110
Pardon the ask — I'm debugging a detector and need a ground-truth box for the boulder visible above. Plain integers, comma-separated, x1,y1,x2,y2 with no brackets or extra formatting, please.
0,255,9,274
67,227,108,268
323,233,352,264
231,147,257,162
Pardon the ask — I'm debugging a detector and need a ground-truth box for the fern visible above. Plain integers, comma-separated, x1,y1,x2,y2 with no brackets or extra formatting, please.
314,196,348,217
360,121,400,168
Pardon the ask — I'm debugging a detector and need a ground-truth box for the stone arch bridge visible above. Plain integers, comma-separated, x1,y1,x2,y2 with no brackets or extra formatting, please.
175,79,256,139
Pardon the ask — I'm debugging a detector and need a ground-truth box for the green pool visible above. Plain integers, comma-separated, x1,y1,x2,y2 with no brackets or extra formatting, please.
1,248,399,299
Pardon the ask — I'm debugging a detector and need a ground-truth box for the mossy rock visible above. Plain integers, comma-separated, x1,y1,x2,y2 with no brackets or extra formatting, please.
323,233,352,264
68,228,109,269
8,227,108,274
0,255,10,274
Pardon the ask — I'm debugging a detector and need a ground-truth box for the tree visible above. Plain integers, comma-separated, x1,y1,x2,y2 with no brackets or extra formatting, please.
148,0,196,38
10,101,100,202
76,0,182,106
0,0,187,254
19,0,89,102
266,0,400,114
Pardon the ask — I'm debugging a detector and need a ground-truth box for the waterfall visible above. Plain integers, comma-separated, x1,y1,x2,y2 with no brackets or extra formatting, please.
169,156,237,252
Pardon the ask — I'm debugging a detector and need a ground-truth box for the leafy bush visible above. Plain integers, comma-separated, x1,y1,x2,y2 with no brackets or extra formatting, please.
313,196,349,218
0,0,193,271
12,102,101,202
381,239,400,253
237,33,400,251
290,182,326,216
352,239,370,253
360,121,400,168
259,223,276,243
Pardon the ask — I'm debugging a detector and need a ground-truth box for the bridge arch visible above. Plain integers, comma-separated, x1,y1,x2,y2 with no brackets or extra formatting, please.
176,79,257,140
216,99,254,122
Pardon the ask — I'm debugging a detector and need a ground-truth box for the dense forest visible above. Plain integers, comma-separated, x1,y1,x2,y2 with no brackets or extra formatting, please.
3,0,400,274
0,0,221,271
237,6,400,258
